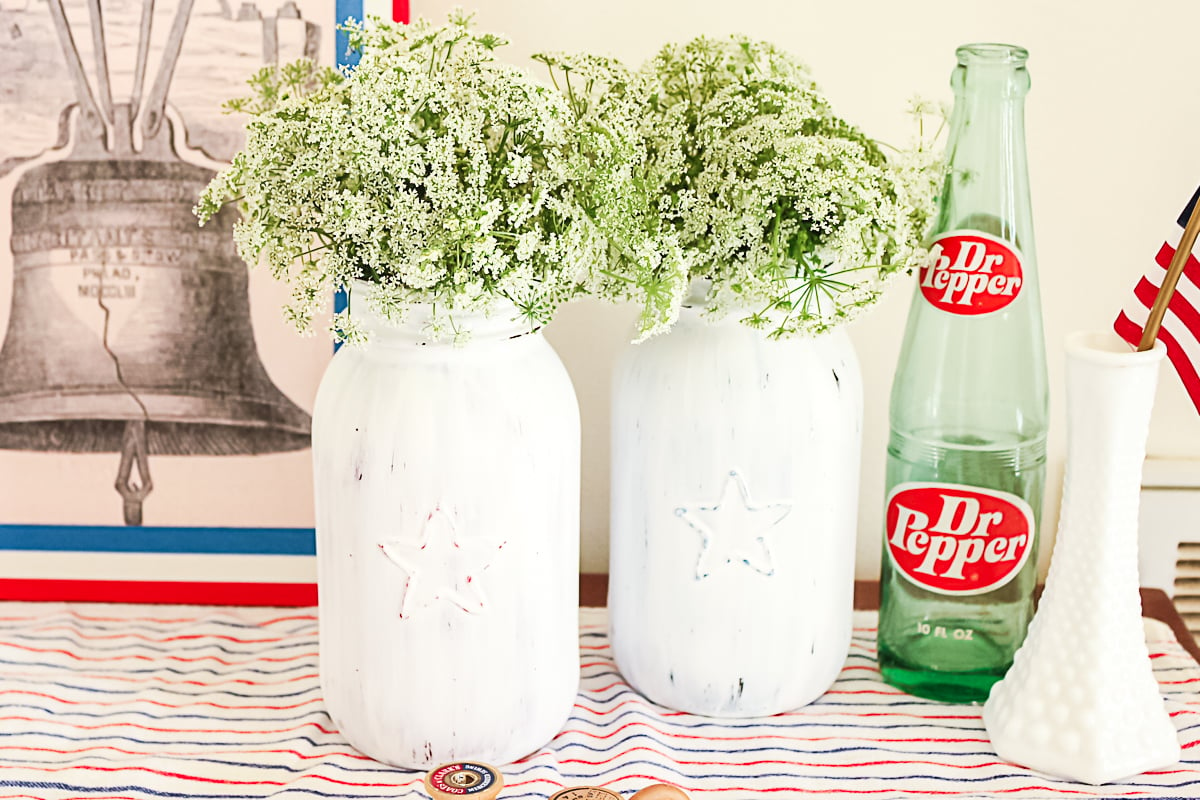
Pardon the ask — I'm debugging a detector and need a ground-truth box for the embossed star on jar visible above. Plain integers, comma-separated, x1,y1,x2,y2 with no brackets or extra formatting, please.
675,470,792,580
378,509,506,618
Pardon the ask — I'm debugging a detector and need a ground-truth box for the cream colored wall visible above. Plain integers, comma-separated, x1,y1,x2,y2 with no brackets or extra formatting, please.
412,0,1200,577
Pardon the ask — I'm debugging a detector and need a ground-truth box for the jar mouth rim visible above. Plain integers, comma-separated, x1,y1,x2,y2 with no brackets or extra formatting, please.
1065,330,1166,366
956,43,1029,66
346,280,532,343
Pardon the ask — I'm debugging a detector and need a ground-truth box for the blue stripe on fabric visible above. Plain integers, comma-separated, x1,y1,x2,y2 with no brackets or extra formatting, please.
549,738,1000,758
0,656,315,677
526,760,1200,788
0,616,316,635
562,708,985,733
0,525,315,555
0,729,347,751
31,678,320,700
577,688,930,707
7,633,319,655
0,702,333,724
0,753,399,778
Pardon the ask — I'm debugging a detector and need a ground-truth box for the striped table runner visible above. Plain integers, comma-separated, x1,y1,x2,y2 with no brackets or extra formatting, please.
0,605,1196,799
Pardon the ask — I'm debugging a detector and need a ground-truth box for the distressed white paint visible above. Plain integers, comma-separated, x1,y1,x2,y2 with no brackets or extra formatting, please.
609,307,863,716
312,287,580,769
984,331,1179,785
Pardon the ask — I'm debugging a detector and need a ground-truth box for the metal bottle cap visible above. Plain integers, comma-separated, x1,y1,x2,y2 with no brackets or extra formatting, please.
549,789,623,800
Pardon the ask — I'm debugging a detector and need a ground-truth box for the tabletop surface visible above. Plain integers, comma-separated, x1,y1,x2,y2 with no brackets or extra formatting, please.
581,576,1200,665
0,597,1198,799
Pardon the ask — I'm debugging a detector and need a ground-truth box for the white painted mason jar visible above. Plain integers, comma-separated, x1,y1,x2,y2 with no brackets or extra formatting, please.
609,307,862,716
312,286,580,768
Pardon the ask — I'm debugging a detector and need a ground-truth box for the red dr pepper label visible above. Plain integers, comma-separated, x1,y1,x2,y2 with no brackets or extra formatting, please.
886,482,1034,596
919,231,1024,315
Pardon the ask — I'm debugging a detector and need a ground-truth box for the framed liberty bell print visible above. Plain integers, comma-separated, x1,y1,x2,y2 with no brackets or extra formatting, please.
0,0,386,603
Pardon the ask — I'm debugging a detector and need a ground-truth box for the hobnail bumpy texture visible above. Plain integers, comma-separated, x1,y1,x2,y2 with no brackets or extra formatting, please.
982,340,1180,785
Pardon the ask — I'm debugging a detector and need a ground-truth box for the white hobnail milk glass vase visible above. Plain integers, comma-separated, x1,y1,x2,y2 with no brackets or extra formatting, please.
609,305,863,716
312,284,580,769
983,330,1179,784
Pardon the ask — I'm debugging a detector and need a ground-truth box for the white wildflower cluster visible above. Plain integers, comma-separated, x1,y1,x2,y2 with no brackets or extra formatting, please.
534,52,691,340
634,36,941,338
196,11,601,342
197,16,941,343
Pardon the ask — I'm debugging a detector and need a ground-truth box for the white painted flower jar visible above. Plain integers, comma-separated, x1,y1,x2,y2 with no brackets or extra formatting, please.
609,307,862,716
312,289,580,769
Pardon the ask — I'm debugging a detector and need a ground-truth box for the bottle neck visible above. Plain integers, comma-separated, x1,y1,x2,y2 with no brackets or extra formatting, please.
935,44,1032,248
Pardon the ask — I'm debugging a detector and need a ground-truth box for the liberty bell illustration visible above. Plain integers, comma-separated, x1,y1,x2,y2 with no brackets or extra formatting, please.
0,0,311,525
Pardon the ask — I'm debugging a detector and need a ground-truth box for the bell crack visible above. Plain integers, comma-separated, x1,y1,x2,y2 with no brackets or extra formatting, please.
96,262,153,526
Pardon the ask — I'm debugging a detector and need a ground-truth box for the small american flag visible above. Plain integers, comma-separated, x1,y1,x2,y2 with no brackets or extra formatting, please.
1115,186,1200,413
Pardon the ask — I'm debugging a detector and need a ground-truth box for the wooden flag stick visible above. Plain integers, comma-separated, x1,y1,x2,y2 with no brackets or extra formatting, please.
1140,198,1200,350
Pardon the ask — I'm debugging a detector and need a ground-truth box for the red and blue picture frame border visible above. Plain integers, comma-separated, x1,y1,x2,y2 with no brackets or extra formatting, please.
0,525,318,606
0,0,411,608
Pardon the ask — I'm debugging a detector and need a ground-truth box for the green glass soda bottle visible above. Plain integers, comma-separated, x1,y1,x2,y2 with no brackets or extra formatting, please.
877,43,1049,703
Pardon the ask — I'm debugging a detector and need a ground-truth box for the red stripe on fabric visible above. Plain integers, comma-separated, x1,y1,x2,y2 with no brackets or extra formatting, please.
579,680,626,693
552,720,989,744
1114,310,1144,350
17,625,307,644
249,612,319,625
0,610,315,625
678,787,1134,797
0,579,317,607
554,747,1011,770
0,639,316,665
1155,241,1200,283
0,687,325,712
1125,281,1200,412
8,743,376,762
554,775,1129,797
573,699,652,714
573,698,973,719
658,709,978,721
1158,327,1200,414
1170,708,1200,717
1133,275,1200,338
1127,288,1200,413
2,669,320,688
393,0,409,22
0,763,399,789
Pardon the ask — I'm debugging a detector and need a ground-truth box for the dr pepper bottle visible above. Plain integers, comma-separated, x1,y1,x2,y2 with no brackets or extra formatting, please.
877,43,1049,703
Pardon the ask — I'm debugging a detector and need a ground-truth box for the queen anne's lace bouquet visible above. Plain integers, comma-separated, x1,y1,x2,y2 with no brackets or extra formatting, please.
195,12,602,342
637,36,940,337
534,52,691,341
